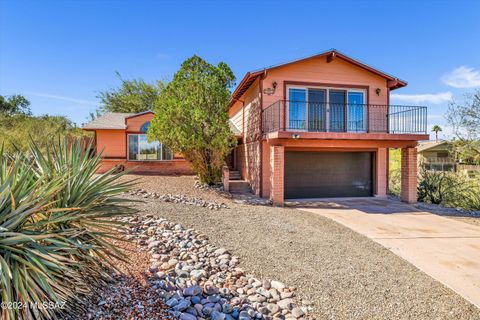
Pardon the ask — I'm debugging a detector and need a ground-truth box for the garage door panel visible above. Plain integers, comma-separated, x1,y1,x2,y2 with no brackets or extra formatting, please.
284,152,372,199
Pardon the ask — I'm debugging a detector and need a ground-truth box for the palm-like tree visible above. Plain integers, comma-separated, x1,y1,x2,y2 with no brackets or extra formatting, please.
432,125,443,142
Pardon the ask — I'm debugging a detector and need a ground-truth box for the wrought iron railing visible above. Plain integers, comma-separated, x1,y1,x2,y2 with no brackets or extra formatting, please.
262,100,427,134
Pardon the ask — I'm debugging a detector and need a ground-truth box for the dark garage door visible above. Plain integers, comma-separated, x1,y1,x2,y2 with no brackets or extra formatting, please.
284,151,373,199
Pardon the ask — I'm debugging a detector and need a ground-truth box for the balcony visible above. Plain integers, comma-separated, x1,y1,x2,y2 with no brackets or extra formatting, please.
262,100,428,135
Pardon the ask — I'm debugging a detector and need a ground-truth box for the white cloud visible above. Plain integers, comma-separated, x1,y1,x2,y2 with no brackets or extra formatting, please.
390,92,452,104
442,66,480,88
29,92,96,106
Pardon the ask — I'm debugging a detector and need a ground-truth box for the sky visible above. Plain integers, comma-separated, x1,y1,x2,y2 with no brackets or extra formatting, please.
1,0,479,138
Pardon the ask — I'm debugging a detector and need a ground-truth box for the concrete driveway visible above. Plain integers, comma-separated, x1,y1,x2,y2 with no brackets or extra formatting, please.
295,198,480,308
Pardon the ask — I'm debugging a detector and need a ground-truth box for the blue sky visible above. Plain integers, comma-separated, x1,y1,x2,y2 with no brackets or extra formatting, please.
1,0,479,138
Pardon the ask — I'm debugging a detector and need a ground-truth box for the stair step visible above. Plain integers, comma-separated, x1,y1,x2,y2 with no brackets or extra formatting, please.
229,180,252,194
228,170,241,181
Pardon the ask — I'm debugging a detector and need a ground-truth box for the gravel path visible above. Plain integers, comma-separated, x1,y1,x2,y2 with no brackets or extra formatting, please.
124,175,480,319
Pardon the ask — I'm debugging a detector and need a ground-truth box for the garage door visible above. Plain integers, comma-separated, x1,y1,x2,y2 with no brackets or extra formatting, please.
284,151,373,199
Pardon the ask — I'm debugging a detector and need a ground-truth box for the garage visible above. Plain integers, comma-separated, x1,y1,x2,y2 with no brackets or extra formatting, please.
284,151,373,199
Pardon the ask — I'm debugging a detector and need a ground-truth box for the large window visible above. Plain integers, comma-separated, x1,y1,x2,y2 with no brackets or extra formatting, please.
128,134,172,161
287,86,366,132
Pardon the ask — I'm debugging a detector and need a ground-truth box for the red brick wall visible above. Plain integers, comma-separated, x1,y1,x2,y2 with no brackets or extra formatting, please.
270,145,284,206
97,159,193,175
401,147,417,203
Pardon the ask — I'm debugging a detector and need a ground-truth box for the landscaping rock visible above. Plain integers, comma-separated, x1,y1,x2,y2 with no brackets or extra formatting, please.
115,215,309,319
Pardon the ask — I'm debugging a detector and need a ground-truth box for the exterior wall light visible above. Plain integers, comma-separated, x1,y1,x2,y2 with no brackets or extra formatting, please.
376,88,381,96
263,81,278,95
292,134,300,139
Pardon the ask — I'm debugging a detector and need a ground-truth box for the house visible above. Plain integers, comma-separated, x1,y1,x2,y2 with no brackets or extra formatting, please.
227,49,429,205
82,111,192,174
417,140,455,171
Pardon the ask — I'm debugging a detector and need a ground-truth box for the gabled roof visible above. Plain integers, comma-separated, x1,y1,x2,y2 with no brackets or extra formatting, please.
417,140,449,153
83,112,135,130
230,49,408,107
124,110,154,119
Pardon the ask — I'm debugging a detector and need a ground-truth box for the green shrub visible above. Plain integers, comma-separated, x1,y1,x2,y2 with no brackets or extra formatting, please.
0,139,134,319
417,167,480,210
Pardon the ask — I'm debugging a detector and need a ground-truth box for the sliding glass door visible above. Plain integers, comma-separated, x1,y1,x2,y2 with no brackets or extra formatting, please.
288,88,307,130
347,91,366,132
308,89,326,131
329,90,346,132
287,86,365,132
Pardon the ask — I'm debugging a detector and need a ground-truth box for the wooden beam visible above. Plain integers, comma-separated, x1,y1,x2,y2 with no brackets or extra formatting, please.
326,52,336,63
387,79,399,88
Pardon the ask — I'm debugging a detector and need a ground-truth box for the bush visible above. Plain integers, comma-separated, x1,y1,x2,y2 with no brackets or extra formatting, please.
0,139,134,319
417,167,480,210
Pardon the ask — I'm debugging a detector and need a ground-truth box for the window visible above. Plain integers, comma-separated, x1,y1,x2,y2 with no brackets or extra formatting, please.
287,86,366,132
140,121,150,133
127,134,172,161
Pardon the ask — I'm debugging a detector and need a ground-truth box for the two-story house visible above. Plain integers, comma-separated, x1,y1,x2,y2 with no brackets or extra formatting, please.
227,49,428,205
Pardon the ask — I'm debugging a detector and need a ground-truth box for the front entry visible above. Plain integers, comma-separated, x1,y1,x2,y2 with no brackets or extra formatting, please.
284,151,373,199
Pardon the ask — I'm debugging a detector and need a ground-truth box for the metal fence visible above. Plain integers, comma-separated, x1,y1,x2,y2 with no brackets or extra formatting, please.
262,100,427,134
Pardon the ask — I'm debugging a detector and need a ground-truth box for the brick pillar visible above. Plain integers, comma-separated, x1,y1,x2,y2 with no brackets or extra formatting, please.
375,148,387,197
270,145,284,206
401,147,417,203
222,165,229,193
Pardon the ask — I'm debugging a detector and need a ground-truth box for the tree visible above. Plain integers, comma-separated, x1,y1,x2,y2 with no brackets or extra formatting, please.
0,114,87,154
97,72,163,114
148,55,237,185
431,125,442,142
446,90,480,164
0,94,31,115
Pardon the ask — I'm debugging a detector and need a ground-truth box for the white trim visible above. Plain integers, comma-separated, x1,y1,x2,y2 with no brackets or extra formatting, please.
127,134,173,162
286,84,367,132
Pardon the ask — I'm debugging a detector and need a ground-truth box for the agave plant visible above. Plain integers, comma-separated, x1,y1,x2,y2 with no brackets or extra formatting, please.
0,152,82,319
0,138,137,319
28,138,136,285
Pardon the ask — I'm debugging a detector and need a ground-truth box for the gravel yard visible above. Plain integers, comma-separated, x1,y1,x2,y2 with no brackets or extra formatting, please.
122,175,480,319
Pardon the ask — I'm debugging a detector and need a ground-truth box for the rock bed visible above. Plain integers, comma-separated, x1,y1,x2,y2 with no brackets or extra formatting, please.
118,215,311,320
127,189,229,210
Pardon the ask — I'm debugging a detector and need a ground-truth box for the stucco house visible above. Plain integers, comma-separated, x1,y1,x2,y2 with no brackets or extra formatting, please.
227,49,429,205
83,111,192,174
417,140,455,171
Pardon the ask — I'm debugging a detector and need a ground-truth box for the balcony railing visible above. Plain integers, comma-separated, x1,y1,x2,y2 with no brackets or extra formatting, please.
262,100,427,134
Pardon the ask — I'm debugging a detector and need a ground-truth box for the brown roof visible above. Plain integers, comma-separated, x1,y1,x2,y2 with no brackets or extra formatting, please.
229,49,408,107
82,112,135,130
417,140,449,153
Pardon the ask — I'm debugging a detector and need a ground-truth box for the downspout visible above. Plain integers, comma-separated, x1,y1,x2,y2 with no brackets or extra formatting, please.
259,70,267,198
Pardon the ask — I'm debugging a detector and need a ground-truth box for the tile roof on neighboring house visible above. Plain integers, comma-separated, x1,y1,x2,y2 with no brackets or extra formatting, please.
416,140,449,153
82,112,135,130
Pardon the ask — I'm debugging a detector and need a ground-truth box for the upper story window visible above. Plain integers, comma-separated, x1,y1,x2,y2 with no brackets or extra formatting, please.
140,121,150,133
287,86,366,133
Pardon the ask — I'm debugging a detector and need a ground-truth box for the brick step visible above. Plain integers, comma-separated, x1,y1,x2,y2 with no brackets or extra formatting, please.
229,170,241,180
229,180,251,194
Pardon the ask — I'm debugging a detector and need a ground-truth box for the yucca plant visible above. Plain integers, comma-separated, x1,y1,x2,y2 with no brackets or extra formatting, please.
0,151,83,319
0,138,137,319
28,138,136,286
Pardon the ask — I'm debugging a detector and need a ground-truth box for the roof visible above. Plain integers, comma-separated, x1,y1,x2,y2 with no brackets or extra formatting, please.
417,140,449,153
229,49,408,107
82,112,135,130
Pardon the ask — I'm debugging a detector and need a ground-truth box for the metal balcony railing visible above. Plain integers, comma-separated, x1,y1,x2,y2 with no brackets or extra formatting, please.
262,100,427,134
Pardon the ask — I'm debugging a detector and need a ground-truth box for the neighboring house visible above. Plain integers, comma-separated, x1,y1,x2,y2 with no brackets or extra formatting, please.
417,140,455,171
227,49,429,205
82,111,192,174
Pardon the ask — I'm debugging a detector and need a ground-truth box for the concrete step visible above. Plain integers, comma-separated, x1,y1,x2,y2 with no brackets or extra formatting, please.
229,180,251,194
229,170,241,180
